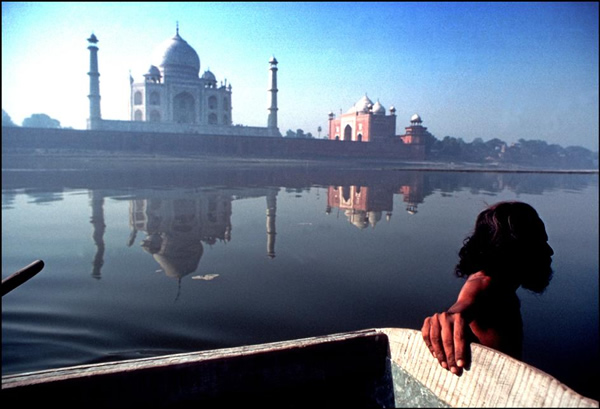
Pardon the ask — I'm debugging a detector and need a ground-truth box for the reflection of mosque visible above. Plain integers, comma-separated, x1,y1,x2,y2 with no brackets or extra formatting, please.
325,173,425,228
89,188,279,281
398,172,426,215
326,186,393,229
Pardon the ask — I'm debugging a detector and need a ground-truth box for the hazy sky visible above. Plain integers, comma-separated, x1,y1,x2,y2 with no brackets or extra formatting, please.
2,2,598,150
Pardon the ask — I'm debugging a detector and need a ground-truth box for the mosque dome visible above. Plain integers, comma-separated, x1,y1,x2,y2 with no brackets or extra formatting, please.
152,30,200,80
372,100,385,115
347,94,374,114
411,114,422,123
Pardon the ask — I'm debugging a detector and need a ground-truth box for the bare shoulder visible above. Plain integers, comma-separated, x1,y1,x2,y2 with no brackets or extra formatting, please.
466,271,492,284
458,271,493,299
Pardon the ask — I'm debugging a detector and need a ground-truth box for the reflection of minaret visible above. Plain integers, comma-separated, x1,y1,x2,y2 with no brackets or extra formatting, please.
89,190,105,280
266,189,277,259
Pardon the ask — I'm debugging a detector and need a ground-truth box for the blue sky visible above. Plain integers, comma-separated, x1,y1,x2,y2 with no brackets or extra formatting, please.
2,2,598,150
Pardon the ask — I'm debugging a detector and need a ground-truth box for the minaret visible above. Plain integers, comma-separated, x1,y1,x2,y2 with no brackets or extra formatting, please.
267,56,278,132
87,33,101,129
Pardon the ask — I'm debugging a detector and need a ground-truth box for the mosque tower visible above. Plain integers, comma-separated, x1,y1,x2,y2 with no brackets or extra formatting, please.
267,56,278,132
87,33,102,129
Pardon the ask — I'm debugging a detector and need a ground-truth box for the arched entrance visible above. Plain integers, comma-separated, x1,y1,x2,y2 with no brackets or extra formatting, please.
173,92,195,124
343,125,352,141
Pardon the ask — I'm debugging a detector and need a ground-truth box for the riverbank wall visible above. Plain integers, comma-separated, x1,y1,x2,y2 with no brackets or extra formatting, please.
1,126,425,161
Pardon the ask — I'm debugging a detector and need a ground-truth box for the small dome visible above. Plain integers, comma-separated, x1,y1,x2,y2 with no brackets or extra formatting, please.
347,94,374,114
202,69,216,81
145,65,161,77
372,100,385,115
153,31,200,79
411,114,422,123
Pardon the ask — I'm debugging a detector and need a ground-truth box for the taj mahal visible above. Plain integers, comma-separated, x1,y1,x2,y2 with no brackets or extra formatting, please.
86,27,281,137
80,26,431,160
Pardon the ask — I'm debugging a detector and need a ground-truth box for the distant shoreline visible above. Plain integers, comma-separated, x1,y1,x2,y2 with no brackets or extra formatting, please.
2,151,598,174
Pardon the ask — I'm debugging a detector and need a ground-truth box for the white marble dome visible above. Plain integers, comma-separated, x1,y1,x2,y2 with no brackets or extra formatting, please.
202,69,216,81
146,65,161,77
153,31,200,79
348,94,374,114
372,100,385,115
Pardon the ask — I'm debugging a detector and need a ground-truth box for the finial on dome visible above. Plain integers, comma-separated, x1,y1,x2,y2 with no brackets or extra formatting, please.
176,21,179,36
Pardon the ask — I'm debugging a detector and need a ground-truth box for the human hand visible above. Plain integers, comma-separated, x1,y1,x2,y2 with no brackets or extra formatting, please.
421,311,469,375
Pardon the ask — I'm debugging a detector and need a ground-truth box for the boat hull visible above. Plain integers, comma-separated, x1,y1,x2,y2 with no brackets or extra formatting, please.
2,328,597,408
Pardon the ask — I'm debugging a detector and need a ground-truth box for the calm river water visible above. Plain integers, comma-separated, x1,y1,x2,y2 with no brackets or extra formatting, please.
2,163,598,400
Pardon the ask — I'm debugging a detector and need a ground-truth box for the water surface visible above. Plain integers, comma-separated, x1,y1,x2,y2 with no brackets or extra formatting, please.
2,165,598,400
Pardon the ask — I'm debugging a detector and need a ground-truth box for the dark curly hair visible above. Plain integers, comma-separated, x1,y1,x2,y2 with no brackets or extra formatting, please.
455,201,553,293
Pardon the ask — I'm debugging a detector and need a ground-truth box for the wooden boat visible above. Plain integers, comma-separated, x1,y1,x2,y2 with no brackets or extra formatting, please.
2,328,597,408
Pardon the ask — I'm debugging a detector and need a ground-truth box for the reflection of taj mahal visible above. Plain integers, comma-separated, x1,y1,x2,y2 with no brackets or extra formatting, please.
86,27,280,137
128,196,232,280
88,189,279,281
127,190,278,280
87,178,425,282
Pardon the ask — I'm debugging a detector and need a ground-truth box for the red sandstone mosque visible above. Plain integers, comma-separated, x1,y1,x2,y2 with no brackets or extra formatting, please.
327,94,431,146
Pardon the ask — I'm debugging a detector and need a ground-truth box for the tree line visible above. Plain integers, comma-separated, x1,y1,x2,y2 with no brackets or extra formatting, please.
283,125,597,169
423,133,597,169
3,110,62,129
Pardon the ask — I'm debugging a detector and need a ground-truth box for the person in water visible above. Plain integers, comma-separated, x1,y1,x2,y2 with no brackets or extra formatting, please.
421,201,554,375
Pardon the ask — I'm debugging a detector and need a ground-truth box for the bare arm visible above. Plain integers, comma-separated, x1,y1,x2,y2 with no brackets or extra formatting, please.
421,272,491,375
